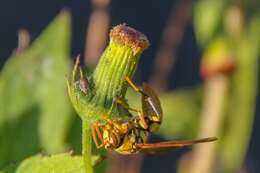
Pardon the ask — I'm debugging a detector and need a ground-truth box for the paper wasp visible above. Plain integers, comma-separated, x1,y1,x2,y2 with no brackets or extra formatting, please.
68,57,217,154
91,116,216,154
91,76,216,154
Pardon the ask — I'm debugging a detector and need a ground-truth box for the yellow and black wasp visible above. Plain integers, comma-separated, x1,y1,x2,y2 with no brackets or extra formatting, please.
91,76,216,154
69,57,216,154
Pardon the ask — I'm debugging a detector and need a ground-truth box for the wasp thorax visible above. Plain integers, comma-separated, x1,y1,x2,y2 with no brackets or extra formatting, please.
103,128,121,149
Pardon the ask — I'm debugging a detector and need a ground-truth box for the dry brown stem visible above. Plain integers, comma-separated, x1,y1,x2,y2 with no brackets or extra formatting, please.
150,0,192,90
17,29,30,52
84,0,111,65
186,75,228,173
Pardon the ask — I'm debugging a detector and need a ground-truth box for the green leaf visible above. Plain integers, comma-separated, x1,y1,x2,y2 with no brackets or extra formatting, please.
0,40,42,168
35,10,72,153
0,164,17,173
0,11,72,168
0,153,102,173
158,88,202,139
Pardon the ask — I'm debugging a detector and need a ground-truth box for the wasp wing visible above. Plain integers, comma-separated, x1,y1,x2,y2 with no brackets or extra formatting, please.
137,137,217,153
142,83,163,118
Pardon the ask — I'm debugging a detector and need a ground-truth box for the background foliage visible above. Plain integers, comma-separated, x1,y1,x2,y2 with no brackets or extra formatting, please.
0,0,259,173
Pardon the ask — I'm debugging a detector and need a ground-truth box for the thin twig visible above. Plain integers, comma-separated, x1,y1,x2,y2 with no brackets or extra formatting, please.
186,75,228,173
150,0,193,91
17,29,30,53
84,0,111,66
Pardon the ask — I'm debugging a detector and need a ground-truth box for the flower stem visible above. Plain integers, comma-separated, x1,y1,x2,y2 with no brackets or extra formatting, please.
187,76,228,173
82,121,93,173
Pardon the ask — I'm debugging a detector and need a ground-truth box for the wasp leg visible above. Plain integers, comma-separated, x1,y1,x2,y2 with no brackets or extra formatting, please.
114,97,139,113
100,114,114,126
91,125,100,148
107,98,117,116
124,76,148,96
114,97,148,130
137,112,148,129
91,123,105,149
100,113,130,134
118,76,150,129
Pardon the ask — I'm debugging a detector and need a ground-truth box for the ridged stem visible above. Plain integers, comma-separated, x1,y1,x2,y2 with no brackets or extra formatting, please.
92,41,140,108
82,121,93,173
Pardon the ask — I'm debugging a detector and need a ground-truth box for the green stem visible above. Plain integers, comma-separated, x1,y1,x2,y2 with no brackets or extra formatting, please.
82,121,93,173
186,76,228,173
220,26,259,173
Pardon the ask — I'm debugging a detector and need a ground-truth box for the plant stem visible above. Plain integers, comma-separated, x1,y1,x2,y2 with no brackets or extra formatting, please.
84,0,111,66
219,26,259,173
187,75,228,173
150,0,192,90
82,121,93,173
183,36,234,173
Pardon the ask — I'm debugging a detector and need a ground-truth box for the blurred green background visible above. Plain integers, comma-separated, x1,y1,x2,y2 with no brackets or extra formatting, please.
0,0,259,173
